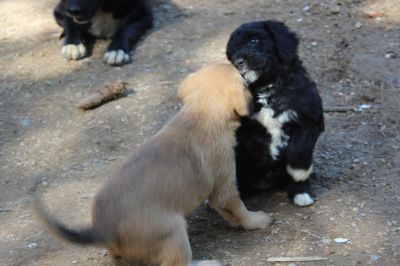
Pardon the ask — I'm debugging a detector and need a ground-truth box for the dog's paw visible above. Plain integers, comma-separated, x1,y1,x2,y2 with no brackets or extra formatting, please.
61,44,86,60
293,193,315,207
242,211,273,230
192,260,223,266
104,50,130,65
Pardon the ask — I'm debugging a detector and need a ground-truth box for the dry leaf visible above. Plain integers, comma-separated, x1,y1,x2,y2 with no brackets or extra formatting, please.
362,9,384,18
77,82,127,110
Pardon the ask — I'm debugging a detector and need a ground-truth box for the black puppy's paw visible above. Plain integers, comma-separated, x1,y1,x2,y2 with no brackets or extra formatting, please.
103,50,130,66
61,43,87,60
292,193,315,207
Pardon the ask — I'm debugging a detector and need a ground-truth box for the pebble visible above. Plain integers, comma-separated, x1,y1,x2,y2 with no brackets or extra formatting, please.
354,22,362,29
330,5,341,14
335,237,350,243
19,117,32,127
27,242,37,249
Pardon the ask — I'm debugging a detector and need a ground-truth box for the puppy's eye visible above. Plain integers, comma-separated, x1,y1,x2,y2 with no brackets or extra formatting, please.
249,38,259,45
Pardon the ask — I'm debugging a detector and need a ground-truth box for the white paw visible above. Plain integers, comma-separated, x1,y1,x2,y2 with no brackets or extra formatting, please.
192,260,223,266
104,49,130,65
242,211,273,230
61,43,86,60
293,193,315,207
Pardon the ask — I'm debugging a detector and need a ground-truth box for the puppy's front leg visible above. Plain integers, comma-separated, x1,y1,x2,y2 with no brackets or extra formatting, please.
61,18,87,60
104,8,152,65
285,127,320,206
209,182,272,230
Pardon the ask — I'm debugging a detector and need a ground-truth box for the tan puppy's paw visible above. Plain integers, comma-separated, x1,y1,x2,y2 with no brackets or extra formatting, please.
192,260,223,266
242,211,273,230
61,44,87,60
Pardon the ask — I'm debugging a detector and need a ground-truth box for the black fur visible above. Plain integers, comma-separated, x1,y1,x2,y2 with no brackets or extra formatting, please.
54,0,153,65
227,20,324,205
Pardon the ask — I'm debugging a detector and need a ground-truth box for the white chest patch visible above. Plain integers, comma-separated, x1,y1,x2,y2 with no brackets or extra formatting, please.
253,107,297,160
89,10,121,38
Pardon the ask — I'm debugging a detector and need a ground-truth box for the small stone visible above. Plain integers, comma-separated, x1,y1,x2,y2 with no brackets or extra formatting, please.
311,42,318,46
330,5,341,14
28,242,37,249
19,117,33,127
335,237,350,243
72,260,78,264
354,22,362,29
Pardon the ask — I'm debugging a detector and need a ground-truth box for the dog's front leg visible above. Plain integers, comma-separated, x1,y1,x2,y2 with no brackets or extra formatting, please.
60,18,87,60
104,10,153,65
285,126,320,206
208,182,272,230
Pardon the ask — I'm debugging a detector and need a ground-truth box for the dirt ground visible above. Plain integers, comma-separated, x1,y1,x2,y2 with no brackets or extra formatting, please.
1,0,399,265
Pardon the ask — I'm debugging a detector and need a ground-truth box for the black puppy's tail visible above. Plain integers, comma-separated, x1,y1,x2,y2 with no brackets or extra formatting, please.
34,198,103,245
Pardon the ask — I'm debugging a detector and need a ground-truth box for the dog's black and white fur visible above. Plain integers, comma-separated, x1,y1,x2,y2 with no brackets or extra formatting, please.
54,0,153,65
226,20,324,206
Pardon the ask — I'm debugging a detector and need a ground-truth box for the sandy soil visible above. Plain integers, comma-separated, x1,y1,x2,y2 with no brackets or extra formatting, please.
0,0,399,265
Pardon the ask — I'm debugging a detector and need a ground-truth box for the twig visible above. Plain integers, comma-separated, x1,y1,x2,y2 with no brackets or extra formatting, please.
0,209,13,213
267,256,328,262
324,106,356,112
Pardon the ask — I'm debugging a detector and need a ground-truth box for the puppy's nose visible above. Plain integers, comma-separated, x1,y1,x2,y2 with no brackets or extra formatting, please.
234,58,245,67
67,5,82,16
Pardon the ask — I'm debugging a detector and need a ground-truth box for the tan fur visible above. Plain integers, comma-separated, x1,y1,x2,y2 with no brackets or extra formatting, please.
37,64,272,266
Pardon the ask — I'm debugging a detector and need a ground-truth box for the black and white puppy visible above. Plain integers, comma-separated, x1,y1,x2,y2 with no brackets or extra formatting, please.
54,0,153,65
226,20,324,206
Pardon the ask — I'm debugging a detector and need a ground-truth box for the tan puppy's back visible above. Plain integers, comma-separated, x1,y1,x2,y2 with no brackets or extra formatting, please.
92,63,250,231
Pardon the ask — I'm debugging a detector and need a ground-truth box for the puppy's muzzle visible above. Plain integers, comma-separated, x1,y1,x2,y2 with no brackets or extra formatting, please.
232,57,248,75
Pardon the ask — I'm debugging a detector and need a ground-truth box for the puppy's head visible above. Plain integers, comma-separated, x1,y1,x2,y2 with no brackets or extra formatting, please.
61,0,101,24
226,20,299,89
178,64,252,120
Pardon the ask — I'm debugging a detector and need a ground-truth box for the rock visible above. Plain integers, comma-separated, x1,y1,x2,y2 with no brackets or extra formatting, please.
27,242,37,249
330,5,341,14
334,237,350,243
19,117,32,127
354,22,362,29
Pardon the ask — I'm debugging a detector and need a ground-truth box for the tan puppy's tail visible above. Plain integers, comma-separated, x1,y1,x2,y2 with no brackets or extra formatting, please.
34,197,102,245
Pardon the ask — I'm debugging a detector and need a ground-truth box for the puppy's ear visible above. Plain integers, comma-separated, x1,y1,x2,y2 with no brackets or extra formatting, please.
264,20,299,65
233,87,253,117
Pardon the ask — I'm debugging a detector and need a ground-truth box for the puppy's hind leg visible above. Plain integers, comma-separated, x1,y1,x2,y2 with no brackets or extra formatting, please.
153,215,192,266
208,177,273,230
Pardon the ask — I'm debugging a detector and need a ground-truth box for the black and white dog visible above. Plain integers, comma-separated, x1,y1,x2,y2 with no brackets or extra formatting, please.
54,0,153,65
226,20,324,206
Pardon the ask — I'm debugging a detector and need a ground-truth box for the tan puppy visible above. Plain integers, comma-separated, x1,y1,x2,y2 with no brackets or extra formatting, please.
35,64,273,266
